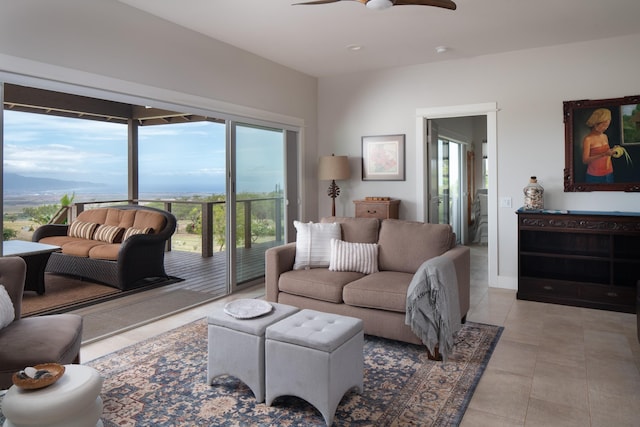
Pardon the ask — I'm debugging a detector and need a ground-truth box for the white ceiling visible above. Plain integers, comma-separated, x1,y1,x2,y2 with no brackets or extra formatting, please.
117,0,640,78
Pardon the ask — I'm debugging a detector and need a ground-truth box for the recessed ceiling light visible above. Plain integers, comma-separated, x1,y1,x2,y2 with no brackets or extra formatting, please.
346,44,363,52
435,46,449,54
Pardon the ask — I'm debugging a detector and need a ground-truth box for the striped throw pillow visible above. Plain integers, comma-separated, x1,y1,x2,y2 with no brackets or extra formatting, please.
329,238,379,274
93,224,125,243
68,220,99,239
123,226,153,241
293,221,342,270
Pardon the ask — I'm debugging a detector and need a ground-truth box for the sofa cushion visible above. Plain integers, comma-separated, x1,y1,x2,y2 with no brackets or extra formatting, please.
0,285,15,329
93,224,124,243
132,210,166,233
76,209,109,225
292,221,342,270
38,236,82,247
378,219,454,273
321,217,379,243
104,208,137,228
278,268,364,303
329,239,378,274
0,314,83,375
68,220,99,240
343,271,413,313
123,226,153,241
61,240,108,257
76,207,165,232
88,244,120,261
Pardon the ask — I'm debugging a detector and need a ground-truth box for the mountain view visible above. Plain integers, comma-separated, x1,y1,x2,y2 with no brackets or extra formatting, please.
4,173,105,194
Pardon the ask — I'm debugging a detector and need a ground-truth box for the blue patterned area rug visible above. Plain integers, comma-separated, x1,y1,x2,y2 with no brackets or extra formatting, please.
0,319,502,426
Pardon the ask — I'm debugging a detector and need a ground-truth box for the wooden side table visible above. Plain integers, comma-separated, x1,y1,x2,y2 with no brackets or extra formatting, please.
354,199,400,220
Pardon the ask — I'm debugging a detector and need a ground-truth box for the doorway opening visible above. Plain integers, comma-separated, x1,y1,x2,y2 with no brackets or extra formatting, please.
416,103,497,287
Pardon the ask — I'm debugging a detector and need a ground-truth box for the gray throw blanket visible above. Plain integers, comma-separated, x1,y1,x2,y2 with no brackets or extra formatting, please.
405,255,461,361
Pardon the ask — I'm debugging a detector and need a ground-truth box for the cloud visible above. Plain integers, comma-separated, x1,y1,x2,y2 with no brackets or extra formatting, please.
4,111,283,194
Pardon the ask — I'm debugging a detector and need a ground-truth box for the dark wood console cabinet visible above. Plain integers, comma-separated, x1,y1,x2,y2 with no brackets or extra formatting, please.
517,210,640,313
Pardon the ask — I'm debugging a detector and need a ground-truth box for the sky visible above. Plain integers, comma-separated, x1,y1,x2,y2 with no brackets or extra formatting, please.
3,110,284,196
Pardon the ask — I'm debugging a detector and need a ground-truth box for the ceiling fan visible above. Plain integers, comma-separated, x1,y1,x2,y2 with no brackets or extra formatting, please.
293,0,456,11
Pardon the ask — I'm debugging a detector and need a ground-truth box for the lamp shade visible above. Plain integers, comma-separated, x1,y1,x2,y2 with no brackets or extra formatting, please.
318,155,350,181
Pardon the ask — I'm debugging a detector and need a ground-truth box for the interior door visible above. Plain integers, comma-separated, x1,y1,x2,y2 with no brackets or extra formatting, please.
427,120,441,223
427,120,463,243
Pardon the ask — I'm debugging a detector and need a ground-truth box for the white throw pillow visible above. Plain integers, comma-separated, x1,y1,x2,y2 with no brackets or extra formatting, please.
329,238,379,274
293,221,342,270
0,285,15,329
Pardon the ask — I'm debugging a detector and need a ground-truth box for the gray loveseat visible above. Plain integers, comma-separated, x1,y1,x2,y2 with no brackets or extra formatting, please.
265,217,470,347
0,257,82,389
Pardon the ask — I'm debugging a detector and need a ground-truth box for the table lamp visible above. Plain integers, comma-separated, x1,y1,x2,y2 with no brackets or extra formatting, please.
318,154,351,216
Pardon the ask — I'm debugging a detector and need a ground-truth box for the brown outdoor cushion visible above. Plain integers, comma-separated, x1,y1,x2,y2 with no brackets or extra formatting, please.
93,224,125,243
60,240,107,257
88,244,120,261
132,210,166,233
122,227,153,241
67,220,99,239
76,209,109,225
38,236,81,247
321,216,379,243
378,219,454,274
343,271,413,313
104,208,137,228
76,208,165,232
278,268,364,303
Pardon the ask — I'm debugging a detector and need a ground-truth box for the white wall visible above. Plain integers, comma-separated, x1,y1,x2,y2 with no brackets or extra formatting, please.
318,33,640,288
0,0,319,219
2,1,639,289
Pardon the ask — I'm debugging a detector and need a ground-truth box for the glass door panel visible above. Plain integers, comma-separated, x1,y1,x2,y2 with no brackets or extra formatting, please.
139,119,228,294
427,120,462,243
231,123,285,289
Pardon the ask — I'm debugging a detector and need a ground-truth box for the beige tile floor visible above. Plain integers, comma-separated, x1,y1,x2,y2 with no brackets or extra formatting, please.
81,245,640,426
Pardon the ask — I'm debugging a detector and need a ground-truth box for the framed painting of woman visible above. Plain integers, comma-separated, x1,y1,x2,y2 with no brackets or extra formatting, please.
564,94,640,192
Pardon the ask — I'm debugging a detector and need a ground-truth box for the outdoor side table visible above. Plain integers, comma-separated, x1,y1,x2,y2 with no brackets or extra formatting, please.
2,364,104,427
3,241,61,295
207,300,299,402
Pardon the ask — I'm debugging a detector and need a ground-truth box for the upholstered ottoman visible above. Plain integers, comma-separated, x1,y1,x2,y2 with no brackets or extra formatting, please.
207,300,298,402
265,309,364,426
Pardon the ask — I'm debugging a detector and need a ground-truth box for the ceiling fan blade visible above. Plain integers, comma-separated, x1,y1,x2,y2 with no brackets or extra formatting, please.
293,0,340,4
393,0,457,10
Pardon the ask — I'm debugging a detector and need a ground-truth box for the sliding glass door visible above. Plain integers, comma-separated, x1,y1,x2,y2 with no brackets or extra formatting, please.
0,80,299,296
229,123,286,291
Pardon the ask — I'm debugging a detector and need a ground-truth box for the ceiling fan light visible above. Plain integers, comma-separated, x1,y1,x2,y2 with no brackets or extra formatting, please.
366,0,393,10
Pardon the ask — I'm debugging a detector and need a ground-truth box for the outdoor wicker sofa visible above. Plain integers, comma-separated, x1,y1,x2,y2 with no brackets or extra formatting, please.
32,205,176,290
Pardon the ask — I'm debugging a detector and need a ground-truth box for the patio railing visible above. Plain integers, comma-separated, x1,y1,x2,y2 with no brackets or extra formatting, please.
67,197,284,258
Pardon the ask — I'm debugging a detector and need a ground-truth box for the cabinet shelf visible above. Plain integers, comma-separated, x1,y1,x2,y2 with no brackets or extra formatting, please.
520,251,609,262
517,210,640,313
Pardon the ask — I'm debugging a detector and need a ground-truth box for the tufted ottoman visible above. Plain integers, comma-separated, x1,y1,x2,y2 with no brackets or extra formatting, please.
265,309,364,426
207,300,299,402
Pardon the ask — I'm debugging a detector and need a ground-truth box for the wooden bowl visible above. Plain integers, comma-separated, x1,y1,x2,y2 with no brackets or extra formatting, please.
12,363,65,390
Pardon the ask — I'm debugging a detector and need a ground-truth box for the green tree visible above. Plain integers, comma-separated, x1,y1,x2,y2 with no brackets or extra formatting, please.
3,227,17,241
186,207,202,234
22,204,60,225
60,192,76,207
